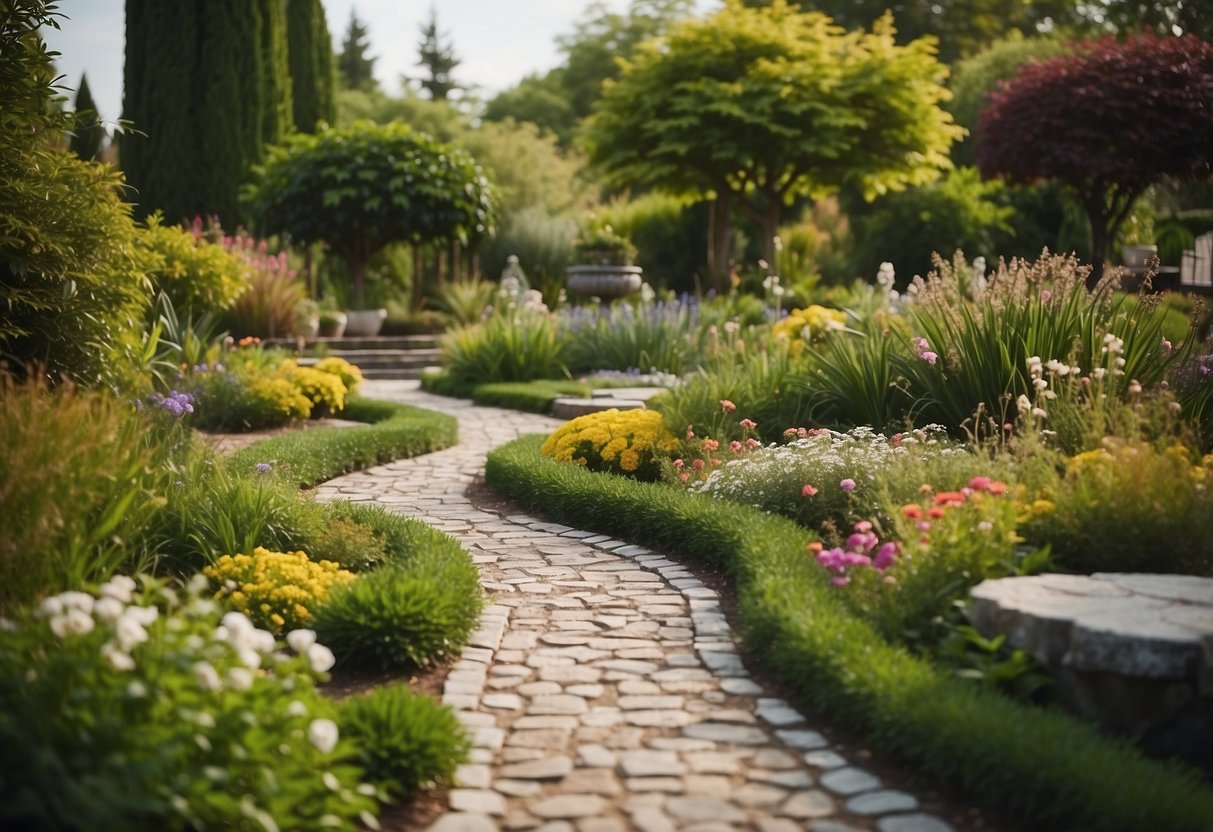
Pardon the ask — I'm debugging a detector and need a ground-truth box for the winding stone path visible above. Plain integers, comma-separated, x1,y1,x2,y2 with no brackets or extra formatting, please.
316,381,957,832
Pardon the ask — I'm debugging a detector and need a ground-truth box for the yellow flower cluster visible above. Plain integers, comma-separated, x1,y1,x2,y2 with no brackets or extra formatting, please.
247,376,314,421
280,362,347,416
541,408,680,481
772,305,847,354
314,357,363,394
205,547,355,633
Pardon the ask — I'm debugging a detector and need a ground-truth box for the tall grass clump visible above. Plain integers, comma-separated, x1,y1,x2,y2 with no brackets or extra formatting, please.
564,293,701,375
441,287,568,383
902,252,1195,443
0,377,178,607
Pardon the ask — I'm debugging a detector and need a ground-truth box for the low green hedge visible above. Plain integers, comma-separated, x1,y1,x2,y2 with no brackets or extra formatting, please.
228,395,458,486
485,435,1213,832
420,370,589,414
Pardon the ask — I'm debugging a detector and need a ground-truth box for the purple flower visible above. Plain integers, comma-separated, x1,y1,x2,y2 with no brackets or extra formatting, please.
147,390,195,418
839,478,856,492
255,463,273,475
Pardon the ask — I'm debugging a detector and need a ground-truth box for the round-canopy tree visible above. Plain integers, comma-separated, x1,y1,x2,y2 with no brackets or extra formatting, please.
584,0,961,288
244,120,496,308
976,32,1213,286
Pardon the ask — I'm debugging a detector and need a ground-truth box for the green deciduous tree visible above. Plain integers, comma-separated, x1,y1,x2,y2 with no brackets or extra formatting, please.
122,0,292,226
287,0,334,132
976,32,1213,285
244,121,497,308
337,9,377,91
585,0,961,288
68,73,106,161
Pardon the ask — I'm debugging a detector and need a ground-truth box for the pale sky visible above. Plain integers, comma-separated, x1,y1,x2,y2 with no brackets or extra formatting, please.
42,0,718,124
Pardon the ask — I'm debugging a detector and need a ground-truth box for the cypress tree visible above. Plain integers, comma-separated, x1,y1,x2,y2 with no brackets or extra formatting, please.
414,6,462,101
287,0,336,132
68,73,106,161
121,0,289,226
337,10,377,91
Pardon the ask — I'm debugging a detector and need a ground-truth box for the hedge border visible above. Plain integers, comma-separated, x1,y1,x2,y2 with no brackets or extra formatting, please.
419,370,590,414
485,435,1213,832
228,395,458,486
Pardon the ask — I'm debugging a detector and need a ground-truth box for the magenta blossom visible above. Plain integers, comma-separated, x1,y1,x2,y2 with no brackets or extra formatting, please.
839,478,856,492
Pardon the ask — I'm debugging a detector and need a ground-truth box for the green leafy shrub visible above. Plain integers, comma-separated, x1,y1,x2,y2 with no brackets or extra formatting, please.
306,513,389,572
1021,440,1213,575
313,550,483,671
0,376,176,607
564,295,701,376
138,214,250,316
0,579,378,831
205,547,356,633
338,686,468,800
541,408,680,481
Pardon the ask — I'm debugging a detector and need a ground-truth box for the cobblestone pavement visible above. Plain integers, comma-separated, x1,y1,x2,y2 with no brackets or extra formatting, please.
316,381,956,832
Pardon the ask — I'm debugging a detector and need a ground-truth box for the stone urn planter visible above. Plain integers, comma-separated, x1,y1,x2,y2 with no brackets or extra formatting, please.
317,311,347,339
342,308,387,337
566,264,644,301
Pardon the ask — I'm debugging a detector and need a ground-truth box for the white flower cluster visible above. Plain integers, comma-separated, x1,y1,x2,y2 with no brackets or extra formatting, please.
691,425,958,506
37,577,155,672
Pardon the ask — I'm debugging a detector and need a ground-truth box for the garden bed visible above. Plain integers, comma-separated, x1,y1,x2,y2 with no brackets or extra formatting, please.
485,435,1213,832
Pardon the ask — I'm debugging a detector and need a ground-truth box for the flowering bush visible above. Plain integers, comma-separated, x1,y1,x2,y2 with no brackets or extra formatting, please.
816,476,1031,643
0,577,379,830
541,408,680,481
280,362,348,417
314,356,364,395
690,425,976,535
669,403,764,483
206,547,356,633
772,304,847,354
139,214,250,315
1020,439,1213,575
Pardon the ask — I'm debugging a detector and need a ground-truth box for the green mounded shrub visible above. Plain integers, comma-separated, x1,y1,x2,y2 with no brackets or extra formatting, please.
420,370,590,413
227,396,458,487
441,311,568,384
338,685,468,800
485,435,1213,832
312,547,483,671
138,214,250,316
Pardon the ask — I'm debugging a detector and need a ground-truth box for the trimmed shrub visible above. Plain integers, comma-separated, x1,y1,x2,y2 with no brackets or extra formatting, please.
313,550,483,672
338,685,468,799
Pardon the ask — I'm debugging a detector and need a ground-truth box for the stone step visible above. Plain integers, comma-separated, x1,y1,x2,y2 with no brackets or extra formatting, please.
267,334,441,352
551,397,648,420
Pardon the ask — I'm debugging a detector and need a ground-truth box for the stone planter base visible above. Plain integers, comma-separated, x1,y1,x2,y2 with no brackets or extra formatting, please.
343,308,387,337
567,265,643,301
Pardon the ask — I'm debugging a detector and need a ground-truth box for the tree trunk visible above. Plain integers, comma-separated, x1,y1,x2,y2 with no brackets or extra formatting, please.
347,249,368,309
708,192,734,293
411,246,424,312
761,207,780,274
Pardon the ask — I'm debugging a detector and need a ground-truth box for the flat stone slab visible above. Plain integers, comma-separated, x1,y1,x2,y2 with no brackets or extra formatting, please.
968,573,1213,685
589,387,669,402
550,398,648,419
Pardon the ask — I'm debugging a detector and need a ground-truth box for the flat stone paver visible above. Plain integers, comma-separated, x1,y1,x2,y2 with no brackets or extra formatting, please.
316,380,958,832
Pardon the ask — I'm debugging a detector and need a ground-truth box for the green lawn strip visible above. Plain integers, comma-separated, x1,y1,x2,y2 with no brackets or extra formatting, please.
228,395,458,487
485,435,1213,832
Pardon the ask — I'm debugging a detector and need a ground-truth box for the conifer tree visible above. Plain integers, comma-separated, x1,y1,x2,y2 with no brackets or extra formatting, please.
122,0,290,226
337,9,377,91
287,0,335,131
413,6,462,100
68,73,106,161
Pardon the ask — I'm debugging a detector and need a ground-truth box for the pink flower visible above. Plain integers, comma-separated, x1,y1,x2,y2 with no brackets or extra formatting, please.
919,351,938,365
783,428,798,439
802,484,818,497
913,337,929,351
673,459,684,469
829,576,851,588
729,440,743,453
839,478,856,492
874,542,899,570
720,399,737,413
1040,290,1052,301
853,520,873,533
745,438,760,449
703,439,719,452
686,427,696,439
739,418,757,430
692,459,704,470
1161,339,1173,355
679,472,690,482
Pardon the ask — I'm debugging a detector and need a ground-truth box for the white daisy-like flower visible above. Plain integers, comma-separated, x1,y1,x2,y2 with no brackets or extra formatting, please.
308,718,339,754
